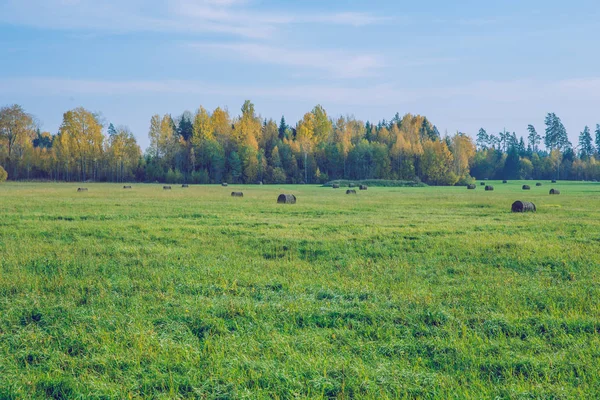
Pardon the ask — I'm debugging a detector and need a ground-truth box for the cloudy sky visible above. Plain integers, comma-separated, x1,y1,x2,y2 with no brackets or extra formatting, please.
1,0,599,149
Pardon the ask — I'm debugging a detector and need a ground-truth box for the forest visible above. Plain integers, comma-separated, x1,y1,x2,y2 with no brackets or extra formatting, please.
1,102,600,185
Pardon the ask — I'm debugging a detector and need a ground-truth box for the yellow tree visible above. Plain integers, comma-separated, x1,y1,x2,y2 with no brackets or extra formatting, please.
451,133,476,180
0,104,36,177
58,107,104,181
296,112,316,183
192,106,214,148
233,100,261,150
234,101,262,182
211,107,232,148
148,114,162,158
312,105,332,146
421,139,457,185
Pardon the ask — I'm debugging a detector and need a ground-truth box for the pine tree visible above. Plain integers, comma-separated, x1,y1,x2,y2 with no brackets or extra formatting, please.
595,124,600,155
527,124,541,152
578,126,594,159
108,123,117,137
476,128,489,150
544,113,571,151
278,116,287,140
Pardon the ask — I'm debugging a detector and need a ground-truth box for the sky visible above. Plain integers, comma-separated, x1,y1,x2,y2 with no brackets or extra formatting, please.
1,0,599,150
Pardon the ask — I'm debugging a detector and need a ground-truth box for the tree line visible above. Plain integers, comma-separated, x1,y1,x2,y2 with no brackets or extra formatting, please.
1,102,600,184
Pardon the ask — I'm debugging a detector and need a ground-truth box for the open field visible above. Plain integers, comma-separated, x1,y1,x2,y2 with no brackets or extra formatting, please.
1,181,599,399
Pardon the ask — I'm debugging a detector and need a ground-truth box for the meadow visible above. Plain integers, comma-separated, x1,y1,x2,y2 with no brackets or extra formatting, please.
0,181,599,399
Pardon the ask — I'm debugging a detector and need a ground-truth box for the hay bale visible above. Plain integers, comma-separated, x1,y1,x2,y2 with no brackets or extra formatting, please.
522,185,531,190
467,184,476,190
503,180,508,184
123,185,132,189
77,188,88,192
163,186,171,190
332,184,340,189
277,194,296,204
480,182,485,186
222,183,228,187
485,185,494,191
231,192,244,197
182,184,189,188
346,189,357,195
549,188,560,195
551,180,557,183
512,201,536,213
349,183,356,188
536,182,542,187
359,185,368,191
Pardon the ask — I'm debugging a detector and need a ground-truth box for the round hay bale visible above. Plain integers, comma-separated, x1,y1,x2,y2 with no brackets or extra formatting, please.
182,184,189,188
123,185,132,189
359,185,368,191
549,188,560,195
222,183,228,187
231,192,244,197
485,185,494,191
77,188,88,192
277,194,296,204
536,182,542,187
502,180,508,184
467,184,476,190
512,201,536,213
551,180,557,183
346,189,357,195
163,186,171,190
480,182,485,186
522,185,531,190
332,184,340,189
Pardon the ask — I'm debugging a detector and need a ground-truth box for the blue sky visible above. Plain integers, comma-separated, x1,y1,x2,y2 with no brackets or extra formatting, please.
1,0,599,150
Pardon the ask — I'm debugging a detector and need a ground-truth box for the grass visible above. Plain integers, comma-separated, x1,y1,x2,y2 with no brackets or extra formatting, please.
0,181,599,399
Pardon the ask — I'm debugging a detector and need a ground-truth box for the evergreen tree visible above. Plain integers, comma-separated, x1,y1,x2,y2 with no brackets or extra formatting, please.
503,146,521,179
595,124,600,155
578,126,594,159
527,124,541,152
108,123,117,137
518,137,526,155
476,128,489,150
544,113,570,151
178,111,194,141
278,116,287,140
227,151,242,183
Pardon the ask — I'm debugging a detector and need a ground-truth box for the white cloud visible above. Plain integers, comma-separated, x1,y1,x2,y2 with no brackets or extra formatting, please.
189,42,385,78
0,0,386,39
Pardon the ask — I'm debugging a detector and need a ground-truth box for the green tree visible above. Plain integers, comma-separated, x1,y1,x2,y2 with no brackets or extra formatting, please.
527,124,541,152
476,128,489,150
578,126,594,160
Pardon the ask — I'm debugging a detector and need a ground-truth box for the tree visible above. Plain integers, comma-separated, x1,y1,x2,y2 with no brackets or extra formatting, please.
578,126,594,160
527,124,541,152
191,106,214,147
595,124,600,155
0,104,36,176
450,133,476,181
58,107,104,181
0,165,7,182
476,128,489,150
278,116,287,140
544,113,570,151
421,139,457,185
177,111,194,141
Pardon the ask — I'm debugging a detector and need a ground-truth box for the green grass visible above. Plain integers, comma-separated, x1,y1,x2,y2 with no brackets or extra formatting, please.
0,181,599,399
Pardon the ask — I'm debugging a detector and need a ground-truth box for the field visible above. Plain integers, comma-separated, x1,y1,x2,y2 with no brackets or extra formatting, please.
0,181,599,399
